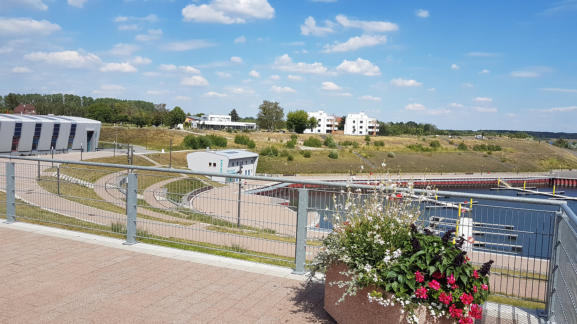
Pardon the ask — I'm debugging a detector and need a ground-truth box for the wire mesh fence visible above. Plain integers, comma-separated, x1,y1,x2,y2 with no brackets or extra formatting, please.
0,155,576,320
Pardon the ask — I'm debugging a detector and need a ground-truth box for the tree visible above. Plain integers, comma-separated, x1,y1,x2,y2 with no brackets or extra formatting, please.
4,93,19,110
229,109,240,122
257,100,284,131
286,110,312,134
337,116,346,130
307,117,318,132
167,106,186,128
86,103,114,123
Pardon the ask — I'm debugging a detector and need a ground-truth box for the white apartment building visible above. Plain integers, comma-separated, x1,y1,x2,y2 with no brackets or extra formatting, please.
344,112,379,136
303,110,339,134
195,114,257,130
186,149,259,183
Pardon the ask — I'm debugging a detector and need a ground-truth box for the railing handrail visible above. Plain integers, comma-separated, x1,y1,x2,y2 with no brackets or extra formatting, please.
0,154,569,207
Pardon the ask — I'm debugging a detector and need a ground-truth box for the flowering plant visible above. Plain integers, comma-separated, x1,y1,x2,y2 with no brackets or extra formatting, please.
311,189,493,324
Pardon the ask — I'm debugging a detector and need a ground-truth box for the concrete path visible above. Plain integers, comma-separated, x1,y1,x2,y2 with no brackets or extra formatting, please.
0,222,330,324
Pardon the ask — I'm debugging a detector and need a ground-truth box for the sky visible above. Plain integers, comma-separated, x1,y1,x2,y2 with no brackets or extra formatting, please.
1,0,576,132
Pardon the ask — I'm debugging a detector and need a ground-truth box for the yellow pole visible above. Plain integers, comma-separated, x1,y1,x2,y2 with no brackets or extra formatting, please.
553,184,556,195
498,178,501,186
469,198,473,209
523,181,526,190
454,203,462,244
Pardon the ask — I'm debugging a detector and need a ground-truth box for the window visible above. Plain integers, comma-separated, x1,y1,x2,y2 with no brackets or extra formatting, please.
51,124,60,149
11,122,22,151
68,124,77,149
32,123,42,150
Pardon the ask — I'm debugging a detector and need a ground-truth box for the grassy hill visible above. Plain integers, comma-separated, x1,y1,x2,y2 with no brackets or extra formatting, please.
100,126,577,174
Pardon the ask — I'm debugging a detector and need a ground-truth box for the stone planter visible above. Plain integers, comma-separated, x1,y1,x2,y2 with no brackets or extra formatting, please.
324,263,454,324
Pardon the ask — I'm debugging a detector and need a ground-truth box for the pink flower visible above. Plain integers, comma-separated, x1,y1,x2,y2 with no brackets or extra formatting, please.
473,286,478,293
470,304,483,319
473,270,479,279
451,284,459,290
449,304,463,319
448,273,456,285
460,293,474,305
428,280,440,291
415,271,424,283
481,284,488,291
432,271,444,280
415,286,428,299
439,292,453,305
459,317,473,324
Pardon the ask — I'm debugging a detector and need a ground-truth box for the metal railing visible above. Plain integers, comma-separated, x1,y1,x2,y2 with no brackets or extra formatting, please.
0,154,576,322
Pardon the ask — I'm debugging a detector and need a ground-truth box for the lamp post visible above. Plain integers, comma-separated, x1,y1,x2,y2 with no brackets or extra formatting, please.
237,165,243,228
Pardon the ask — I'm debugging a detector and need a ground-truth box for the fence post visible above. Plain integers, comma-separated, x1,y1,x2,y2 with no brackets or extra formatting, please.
57,165,61,196
5,162,15,224
123,172,138,245
37,160,40,179
544,209,562,319
293,188,308,274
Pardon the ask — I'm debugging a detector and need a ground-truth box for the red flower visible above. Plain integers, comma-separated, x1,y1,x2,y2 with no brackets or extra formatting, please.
415,271,424,283
428,280,441,291
439,292,453,305
451,284,459,290
459,317,473,324
415,286,428,299
473,270,479,279
432,271,444,280
473,285,478,293
449,304,463,319
460,293,474,305
481,284,488,291
448,273,456,285
470,304,483,319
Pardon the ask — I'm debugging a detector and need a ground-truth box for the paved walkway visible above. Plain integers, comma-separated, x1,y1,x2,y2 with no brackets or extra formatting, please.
0,222,330,324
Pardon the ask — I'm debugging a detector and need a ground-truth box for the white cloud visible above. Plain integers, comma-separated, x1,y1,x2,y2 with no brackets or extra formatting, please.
269,74,280,80
451,64,460,70
273,54,328,74
11,66,32,73
92,84,125,95
287,74,303,81
175,96,192,101
416,9,429,18
146,90,170,95
204,91,227,97
333,92,352,97
324,35,387,53
24,50,101,68
359,95,381,101
228,87,254,95
100,62,137,73
390,78,422,87
182,0,275,24
473,107,498,113
131,56,151,65
300,16,334,36
135,29,162,42
0,0,48,11
336,58,380,76
142,72,160,77
118,24,139,31
449,102,464,108
67,0,86,8
405,103,426,111
109,43,139,56
510,70,539,78
234,35,246,43
271,85,296,93
427,109,451,115
321,81,341,91
540,88,577,94
115,14,158,23
0,18,60,36
230,56,243,63
479,69,490,74
164,40,215,51
473,97,493,103
216,71,232,78
462,82,474,88
159,64,177,71
540,106,577,113
180,65,200,73
335,15,398,33
249,70,260,78
181,75,209,86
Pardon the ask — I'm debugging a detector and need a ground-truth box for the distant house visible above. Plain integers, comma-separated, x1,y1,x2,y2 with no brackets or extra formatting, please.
475,134,485,140
186,149,259,183
303,110,339,134
344,112,379,136
194,114,256,131
13,104,36,115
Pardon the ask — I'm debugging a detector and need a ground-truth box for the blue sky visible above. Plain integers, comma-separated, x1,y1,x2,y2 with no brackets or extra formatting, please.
1,0,576,132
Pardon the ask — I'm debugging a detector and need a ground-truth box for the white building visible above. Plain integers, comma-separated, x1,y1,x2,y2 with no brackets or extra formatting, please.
195,114,256,130
186,149,259,183
303,110,339,134
0,114,101,154
344,112,379,136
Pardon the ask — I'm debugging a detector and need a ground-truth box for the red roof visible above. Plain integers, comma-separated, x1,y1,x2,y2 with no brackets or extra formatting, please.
14,104,36,115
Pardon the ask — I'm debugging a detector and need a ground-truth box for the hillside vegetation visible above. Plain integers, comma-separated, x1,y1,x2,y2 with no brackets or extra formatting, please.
100,126,577,174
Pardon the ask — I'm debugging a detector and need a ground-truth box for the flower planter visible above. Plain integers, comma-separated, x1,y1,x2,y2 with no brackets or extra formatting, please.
324,263,454,324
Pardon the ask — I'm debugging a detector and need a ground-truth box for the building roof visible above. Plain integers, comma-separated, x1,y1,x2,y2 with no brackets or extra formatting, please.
189,149,258,160
0,114,101,124
13,104,36,114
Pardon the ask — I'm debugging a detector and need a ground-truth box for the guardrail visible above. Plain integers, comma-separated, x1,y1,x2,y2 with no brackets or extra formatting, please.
0,154,575,321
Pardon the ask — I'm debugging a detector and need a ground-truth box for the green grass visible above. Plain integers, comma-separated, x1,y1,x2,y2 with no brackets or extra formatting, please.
164,178,207,203
56,155,155,183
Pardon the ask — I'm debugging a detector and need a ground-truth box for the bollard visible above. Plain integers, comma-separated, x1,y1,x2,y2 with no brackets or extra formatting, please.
123,172,138,245
5,162,15,224
293,188,308,274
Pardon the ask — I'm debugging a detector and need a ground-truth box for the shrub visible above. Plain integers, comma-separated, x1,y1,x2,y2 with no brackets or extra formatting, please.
302,151,312,158
290,134,298,141
183,135,200,149
234,134,256,149
287,154,294,161
183,135,227,149
352,142,359,149
285,140,296,149
280,149,290,157
406,144,432,152
340,140,354,146
374,141,385,147
206,134,227,147
473,144,501,152
260,146,279,157
247,141,256,149
324,136,337,148
458,142,468,151
429,140,441,149
387,152,396,158
365,135,371,143
303,137,323,147
328,151,339,159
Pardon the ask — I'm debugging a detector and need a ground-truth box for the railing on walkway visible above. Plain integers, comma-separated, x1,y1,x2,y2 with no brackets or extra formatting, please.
0,155,576,322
